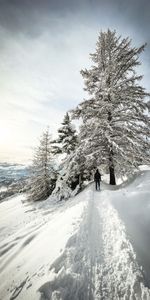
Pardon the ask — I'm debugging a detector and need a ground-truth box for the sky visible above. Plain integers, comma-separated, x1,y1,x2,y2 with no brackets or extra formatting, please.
0,0,150,164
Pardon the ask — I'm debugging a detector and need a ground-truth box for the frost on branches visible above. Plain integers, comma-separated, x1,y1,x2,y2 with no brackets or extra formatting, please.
52,148,93,201
72,29,150,185
52,112,78,155
51,116,92,200
28,129,57,201
51,113,81,200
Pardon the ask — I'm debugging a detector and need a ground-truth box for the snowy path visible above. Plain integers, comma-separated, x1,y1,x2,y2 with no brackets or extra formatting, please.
0,170,150,299
39,187,150,300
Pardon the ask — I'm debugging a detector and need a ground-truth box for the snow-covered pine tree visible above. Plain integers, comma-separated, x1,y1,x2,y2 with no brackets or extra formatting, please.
28,129,57,201
66,147,93,189
52,112,78,155
52,148,89,200
51,113,79,199
72,29,150,184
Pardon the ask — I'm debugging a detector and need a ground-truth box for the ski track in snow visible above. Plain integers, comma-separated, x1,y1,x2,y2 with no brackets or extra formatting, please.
0,171,150,299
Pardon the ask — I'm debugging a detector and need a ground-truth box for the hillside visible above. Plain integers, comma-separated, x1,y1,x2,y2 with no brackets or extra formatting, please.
0,169,150,299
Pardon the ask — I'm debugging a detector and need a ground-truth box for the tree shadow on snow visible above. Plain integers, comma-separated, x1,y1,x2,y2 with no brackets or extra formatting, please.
38,233,94,300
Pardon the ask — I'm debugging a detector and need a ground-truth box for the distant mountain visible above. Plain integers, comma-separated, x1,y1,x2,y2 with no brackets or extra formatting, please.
0,163,30,200
0,162,30,185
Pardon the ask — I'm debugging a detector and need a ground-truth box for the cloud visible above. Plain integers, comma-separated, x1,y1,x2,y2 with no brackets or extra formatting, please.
0,0,149,163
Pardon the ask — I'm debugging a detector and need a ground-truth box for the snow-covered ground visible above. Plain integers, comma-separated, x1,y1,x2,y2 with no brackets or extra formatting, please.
0,186,8,192
0,170,150,299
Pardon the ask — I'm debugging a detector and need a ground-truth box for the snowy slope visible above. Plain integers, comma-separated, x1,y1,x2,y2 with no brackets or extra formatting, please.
0,170,150,300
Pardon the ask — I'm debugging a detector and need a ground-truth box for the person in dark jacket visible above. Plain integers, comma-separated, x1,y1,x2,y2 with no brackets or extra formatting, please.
94,169,101,190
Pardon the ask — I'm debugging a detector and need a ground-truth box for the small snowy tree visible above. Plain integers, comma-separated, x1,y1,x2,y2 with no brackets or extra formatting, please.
72,29,150,184
52,112,78,155
28,129,57,201
51,113,80,199
53,144,93,201
65,145,93,189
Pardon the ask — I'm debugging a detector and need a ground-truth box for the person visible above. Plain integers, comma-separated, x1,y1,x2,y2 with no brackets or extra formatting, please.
94,169,101,190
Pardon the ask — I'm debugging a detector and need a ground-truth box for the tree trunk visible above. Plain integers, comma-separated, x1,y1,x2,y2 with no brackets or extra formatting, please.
109,164,116,185
107,107,116,185
109,149,116,185
79,174,82,189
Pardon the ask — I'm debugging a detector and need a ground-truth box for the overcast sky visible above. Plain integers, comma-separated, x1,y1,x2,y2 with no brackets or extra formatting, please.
0,0,150,163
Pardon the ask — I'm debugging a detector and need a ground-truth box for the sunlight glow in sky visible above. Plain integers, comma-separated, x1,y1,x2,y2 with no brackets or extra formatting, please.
0,0,149,163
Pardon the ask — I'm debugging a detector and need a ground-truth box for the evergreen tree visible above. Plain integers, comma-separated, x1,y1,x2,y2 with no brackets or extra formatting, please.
65,144,94,190
72,30,150,184
28,129,57,201
54,143,93,200
52,112,78,155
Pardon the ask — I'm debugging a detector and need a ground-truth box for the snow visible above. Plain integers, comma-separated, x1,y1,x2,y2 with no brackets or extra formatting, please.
0,170,150,299
0,186,8,192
